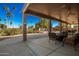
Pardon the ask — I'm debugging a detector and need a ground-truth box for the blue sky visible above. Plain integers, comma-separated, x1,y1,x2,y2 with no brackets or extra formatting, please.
26,15,41,27
0,3,60,28
0,3,24,28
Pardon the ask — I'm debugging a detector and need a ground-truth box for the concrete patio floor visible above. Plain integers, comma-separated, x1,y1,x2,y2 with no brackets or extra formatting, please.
0,33,79,56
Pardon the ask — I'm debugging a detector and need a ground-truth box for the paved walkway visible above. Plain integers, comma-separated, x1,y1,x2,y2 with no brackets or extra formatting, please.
0,33,79,56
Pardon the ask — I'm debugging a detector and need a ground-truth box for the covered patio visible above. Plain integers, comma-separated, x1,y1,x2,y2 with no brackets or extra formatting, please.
22,3,79,41
19,3,79,55
0,3,79,56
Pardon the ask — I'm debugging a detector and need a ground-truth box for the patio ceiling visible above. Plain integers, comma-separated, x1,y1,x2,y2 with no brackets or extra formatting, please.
23,3,79,24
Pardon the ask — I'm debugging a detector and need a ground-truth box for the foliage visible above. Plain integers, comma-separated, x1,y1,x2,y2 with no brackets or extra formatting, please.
28,26,33,29
3,6,9,11
35,18,48,30
6,12,12,17
28,28,34,33
0,28,22,36
28,26,34,33
35,23,40,30
13,6,16,10
0,24,7,29
3,5,16,27
19,25,22,29
41,18,48,29
0,17,2,22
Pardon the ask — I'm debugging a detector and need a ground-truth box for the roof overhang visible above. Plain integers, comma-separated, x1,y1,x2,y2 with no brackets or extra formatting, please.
23,3,79,24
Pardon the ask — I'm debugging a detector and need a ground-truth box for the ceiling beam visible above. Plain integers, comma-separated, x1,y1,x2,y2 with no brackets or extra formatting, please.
26,9,70,24
22,3,30,13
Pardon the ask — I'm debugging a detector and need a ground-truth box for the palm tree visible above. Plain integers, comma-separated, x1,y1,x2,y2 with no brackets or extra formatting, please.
6,11,13,26
3,6,9,11
9,6,16,26
3,6,9,27
9,6,16,28
13,6,16,10
4,18,7,24
0,17,2,23
0,17,2,29
3,6,16,28
11,6,16,26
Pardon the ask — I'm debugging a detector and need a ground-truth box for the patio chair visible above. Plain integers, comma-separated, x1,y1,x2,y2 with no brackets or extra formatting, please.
56,31,68,46
48,32,68,46
48,32,57,42
73,33,79,51
56,33,65,46
62,31,68,46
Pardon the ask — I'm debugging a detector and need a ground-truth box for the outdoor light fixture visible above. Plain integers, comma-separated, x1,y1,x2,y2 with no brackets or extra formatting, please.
71,24,74,28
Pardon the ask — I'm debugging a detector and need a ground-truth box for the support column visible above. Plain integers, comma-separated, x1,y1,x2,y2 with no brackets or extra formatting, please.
66,23,68,31
78,7,79,33
60,22,62,32
48,19,51,33
68,24,71,31
22,13,27,41
78,17,79,32
59,10,62,32
70,24,71,29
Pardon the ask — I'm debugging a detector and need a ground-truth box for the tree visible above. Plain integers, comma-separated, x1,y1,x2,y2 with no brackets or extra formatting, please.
4,18,7,26
6,11,13,25
41,18,48,29
3,6,9,27
13,6,16,10
19,25,22,29
0,17,7,29
28,26,34,33
0,17,2,23
3,6,9,11
10,6,16,26
35,18,48,31
35,23,41,30
0,24,7,29
3,5,16,28
28,26,33,29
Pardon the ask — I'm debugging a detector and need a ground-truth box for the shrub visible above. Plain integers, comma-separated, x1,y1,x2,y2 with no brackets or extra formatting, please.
0,31,7,36
0,28,22,36
28,28,34,33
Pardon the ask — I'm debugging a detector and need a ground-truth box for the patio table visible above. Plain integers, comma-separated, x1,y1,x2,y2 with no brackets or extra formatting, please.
65,35,75,45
